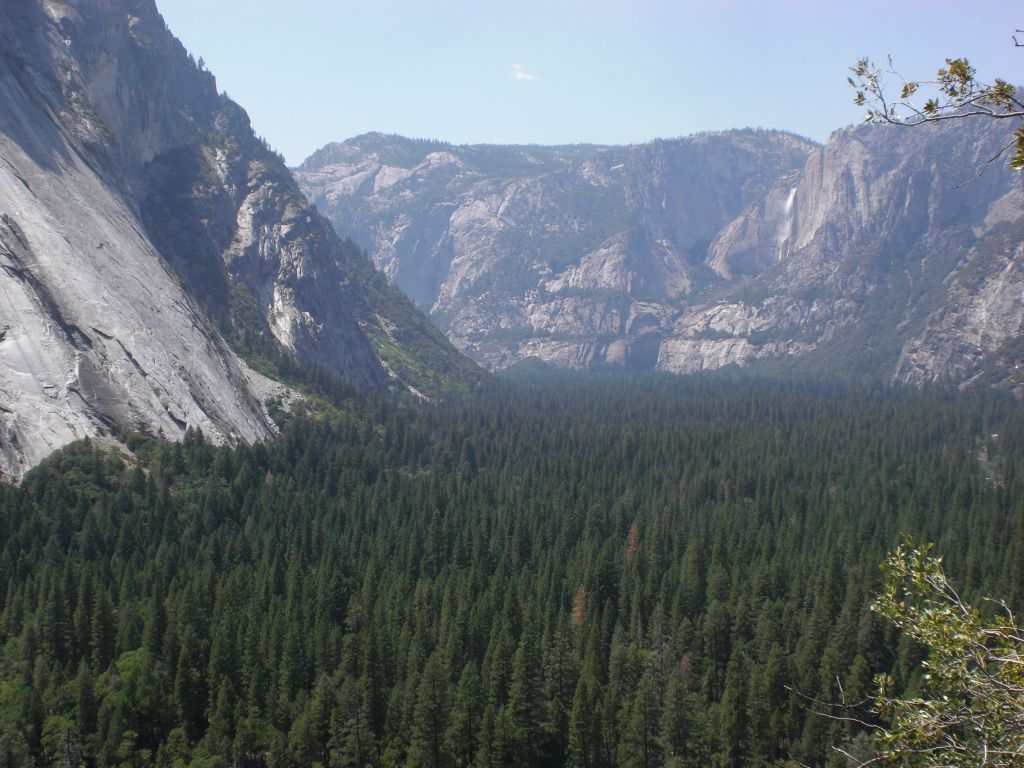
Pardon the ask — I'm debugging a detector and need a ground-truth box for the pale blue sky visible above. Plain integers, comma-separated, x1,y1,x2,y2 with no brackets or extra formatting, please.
156,0,1022,166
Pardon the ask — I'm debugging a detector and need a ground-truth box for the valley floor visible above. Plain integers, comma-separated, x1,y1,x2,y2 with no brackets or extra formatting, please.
0,371,1020,767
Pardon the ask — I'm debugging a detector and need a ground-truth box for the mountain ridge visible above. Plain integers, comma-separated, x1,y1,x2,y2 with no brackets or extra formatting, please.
294,129,817,368
0,0,480,477
296,121,1024,388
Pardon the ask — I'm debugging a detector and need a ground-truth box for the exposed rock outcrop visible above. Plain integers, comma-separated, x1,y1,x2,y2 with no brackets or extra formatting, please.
0,0,478,476
298,119,1024,389
296,131,816,369
703,119,1024,385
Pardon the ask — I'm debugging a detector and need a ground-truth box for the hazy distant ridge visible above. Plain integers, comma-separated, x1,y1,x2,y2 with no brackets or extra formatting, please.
297,123,1024,389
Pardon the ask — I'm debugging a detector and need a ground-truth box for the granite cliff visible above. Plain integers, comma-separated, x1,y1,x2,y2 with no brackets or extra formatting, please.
0,0,477,477
296,131,816,369
297,122,1024,388
703,118,1024,385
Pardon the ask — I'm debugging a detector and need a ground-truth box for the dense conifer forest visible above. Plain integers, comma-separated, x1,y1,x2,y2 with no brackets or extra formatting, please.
1,372,1022,768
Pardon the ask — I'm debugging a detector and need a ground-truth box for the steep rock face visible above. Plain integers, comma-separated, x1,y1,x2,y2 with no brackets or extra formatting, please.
299,120,1024,388
295,131,816,369
0,0,477,476
702,119,1024,384
50,0,396,390
895,221,1024,388
0,0,274,476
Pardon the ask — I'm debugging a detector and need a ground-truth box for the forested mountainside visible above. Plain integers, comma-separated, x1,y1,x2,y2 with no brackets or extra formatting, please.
296,121,1024,388
1,372,1021,767
0,0,479,477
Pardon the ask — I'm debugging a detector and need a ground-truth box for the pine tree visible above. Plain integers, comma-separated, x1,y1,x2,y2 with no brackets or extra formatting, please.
445,662,483,768
619,666,663,768
173,624,208,740
74,660,97,758
717,648,750,768
89,586,115,671
545,625,579,765
507,621,550,767
567,672,601,768
329,679,376,768
408,653,451,768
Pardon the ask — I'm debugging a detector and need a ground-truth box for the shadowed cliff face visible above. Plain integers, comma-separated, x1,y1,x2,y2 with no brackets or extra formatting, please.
0,0,478,476
0,0,275,477
298,118,1024,390
48,0,388,389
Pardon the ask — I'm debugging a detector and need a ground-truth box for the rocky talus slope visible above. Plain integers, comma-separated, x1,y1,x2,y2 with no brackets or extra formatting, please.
0,0,477,477
297,123,1024,389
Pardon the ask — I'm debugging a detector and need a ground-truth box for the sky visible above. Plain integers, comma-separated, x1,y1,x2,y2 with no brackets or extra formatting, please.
155,0,1022,166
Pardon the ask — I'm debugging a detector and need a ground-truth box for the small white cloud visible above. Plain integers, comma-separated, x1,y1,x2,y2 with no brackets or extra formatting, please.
511,64,539,82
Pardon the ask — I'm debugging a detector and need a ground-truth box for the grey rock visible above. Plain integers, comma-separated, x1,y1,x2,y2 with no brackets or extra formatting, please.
0,0,476,477
296,131,815,370
0,30,273,476
705,119,1024,386
896,223,1024,388
298,116,1024,389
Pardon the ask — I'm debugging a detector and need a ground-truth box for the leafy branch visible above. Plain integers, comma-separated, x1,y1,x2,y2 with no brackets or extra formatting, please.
849,43,1024,172
852,542,1024,766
